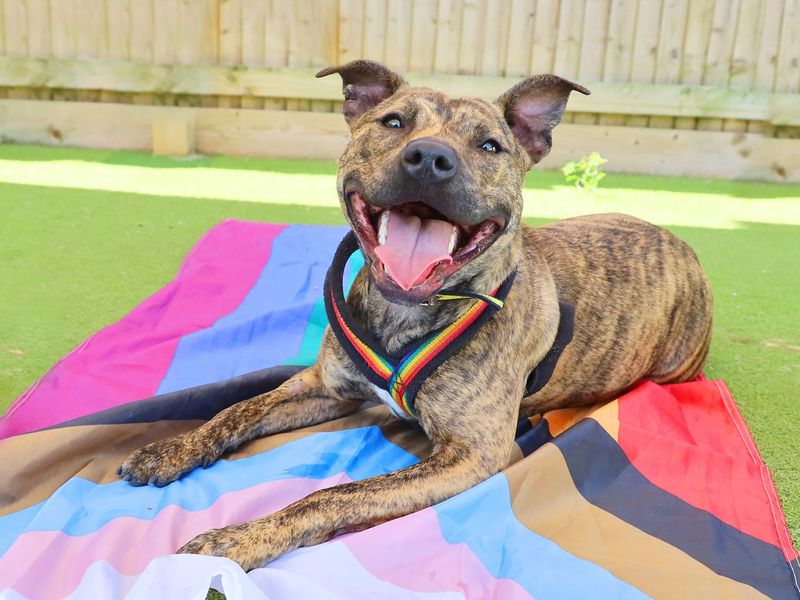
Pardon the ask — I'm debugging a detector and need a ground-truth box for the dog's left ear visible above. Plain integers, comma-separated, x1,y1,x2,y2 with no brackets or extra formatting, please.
316,60,407,129
497,75,590,165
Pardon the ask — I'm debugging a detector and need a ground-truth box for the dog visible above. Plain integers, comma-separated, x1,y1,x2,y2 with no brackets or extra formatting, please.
118,60,713,571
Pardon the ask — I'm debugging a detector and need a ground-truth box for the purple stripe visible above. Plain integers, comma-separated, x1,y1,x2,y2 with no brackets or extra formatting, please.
0,221,285,439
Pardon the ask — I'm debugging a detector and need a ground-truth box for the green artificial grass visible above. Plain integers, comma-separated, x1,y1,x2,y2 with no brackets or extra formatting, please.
1,144,798,547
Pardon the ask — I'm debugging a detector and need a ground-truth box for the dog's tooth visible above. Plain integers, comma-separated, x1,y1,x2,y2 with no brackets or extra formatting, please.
448,226,459,254
378,211,390,245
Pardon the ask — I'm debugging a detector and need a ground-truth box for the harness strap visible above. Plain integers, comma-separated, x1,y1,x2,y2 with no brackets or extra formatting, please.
324,232,514,417
324,232,575,418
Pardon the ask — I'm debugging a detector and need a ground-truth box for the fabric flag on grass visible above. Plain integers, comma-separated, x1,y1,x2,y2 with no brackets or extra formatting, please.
1,220,798,600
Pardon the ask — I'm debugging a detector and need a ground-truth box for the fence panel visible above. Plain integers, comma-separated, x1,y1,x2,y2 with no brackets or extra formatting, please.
0,0,798,181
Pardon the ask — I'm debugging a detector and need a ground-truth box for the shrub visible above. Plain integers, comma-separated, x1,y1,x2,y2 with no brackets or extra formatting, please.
562,152,608,191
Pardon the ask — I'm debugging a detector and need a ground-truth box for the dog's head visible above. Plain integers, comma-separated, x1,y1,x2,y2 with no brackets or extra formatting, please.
317,60,589,304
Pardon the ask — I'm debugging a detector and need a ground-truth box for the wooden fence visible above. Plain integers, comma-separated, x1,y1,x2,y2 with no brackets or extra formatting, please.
0,0,799,182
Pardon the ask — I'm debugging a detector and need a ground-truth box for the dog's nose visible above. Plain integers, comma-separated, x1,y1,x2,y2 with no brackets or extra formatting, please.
401,139,458,183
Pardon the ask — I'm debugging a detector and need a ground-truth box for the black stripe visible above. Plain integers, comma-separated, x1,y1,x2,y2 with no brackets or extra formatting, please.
554,418,800,599
515,417,553,457
36,365,304,431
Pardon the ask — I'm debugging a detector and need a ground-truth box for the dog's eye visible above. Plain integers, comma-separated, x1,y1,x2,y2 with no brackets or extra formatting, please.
480,139,501,153
381,114,403,129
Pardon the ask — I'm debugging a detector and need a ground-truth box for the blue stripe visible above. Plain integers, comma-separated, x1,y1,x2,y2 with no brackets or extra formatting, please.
282,250,364,366
0,427,417,555
157,225,349,394
434,474,648,599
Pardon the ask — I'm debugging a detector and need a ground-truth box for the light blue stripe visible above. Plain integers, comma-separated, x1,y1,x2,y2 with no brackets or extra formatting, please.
157,225,349,394
434,474,648,599
282,250,364,366
0,427,418,555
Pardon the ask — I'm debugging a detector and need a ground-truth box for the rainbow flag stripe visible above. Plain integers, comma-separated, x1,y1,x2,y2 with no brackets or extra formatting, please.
388,288,500,415
328,288,393,380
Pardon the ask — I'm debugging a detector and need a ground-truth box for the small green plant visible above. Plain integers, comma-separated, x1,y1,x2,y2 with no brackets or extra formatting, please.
562,152,608,191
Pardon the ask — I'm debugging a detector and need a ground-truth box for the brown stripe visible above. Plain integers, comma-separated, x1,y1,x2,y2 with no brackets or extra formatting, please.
0,420,203,515
1,405,432,517
505,442,767,599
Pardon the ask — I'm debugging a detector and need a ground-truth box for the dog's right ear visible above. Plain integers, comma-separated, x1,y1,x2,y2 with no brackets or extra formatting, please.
316,60,407,129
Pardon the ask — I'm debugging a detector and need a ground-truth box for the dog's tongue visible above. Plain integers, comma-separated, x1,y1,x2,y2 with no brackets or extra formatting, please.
374,211,455,291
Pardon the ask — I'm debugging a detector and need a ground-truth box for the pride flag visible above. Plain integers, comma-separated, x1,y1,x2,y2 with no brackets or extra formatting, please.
1,221,797,599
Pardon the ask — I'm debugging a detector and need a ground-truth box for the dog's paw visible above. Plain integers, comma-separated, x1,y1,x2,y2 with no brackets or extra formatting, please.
177,523,283,572
117,434,220,487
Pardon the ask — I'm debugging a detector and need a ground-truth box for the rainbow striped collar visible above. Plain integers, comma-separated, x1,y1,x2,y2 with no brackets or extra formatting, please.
323,232,515,418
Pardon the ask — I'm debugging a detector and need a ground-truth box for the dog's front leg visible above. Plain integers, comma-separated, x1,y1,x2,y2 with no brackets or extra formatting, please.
118,366,361,486
177,386,519,571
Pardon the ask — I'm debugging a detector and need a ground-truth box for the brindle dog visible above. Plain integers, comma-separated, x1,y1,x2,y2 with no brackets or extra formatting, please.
118,60,713,570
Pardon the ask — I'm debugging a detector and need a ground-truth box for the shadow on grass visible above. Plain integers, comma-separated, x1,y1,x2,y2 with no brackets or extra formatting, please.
3,143,799,199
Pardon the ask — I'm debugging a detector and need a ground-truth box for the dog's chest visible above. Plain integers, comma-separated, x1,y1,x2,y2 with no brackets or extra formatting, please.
368,383,416,421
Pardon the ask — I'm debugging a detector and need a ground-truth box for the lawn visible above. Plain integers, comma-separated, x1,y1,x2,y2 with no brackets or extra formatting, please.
1,143,798,546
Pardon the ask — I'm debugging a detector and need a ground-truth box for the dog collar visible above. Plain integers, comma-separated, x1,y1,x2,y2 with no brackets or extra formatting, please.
323,232,515,417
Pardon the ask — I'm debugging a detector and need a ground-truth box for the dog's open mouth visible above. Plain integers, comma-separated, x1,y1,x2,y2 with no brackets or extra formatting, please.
347,191,505,301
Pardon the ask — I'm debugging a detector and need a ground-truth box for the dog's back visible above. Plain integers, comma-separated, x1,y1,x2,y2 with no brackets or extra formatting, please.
521,213,713,412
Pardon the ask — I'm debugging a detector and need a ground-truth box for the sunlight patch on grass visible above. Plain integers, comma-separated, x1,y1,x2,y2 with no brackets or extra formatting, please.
2,144,798,231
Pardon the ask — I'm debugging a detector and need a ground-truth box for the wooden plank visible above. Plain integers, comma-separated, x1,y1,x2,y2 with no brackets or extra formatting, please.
128,0,153,104
553,0,587,124
600,0,638,126
434,0,464,74
479,0,511,76
553,0,585,79
699,0,741,130
575,0,611,125
627,0,662,126
218,0,242,108
650,0,689,129
385,0,413,70
152,112,195,155
0,98,156,149
726,0,763,131
338,0,365,64
409,0,438,73
2,98,798,182
240,0,266,109
194,109,352,159
674,0,713,129
176,0,217,107
530,0,560,74
306,0,338,113
263,0,289,110
152,0,178,105
504,0,536,78
49,0,77,100
25,0,49,99
458,0,482,74
748,0,785,132
1,57,798,124
4,0,26,98
287,0,311,111
363,0,388,62
0,0,5,98
775,0,800,93
102,0,130,104
539,121,800,182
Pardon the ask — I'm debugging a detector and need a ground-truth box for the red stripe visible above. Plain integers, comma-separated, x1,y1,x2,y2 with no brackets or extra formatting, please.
617,379,797,558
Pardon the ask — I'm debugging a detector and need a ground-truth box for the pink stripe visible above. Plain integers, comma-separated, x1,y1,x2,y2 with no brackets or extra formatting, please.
343,507,532,599
0,474,349,600
0,221,286,439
